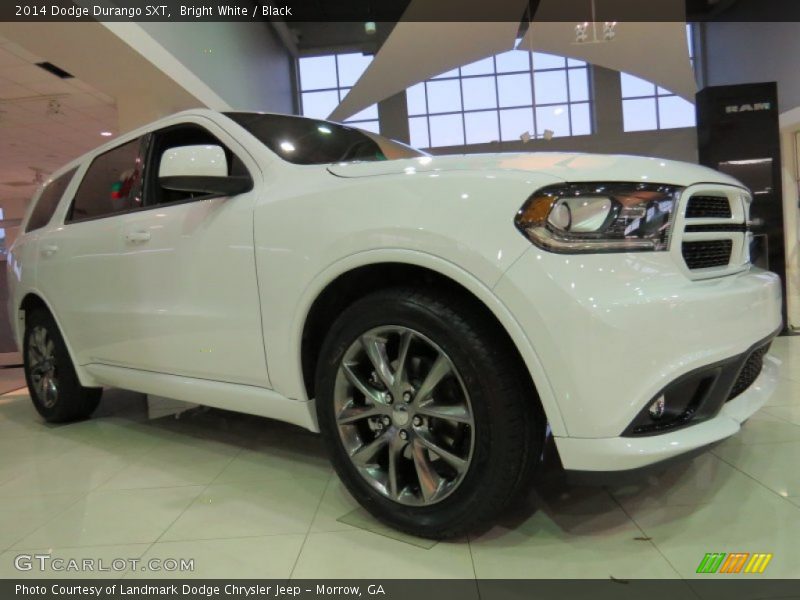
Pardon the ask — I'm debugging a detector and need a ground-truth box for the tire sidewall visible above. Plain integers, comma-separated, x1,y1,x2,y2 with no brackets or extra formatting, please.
23,309,98,422
316,292,521,534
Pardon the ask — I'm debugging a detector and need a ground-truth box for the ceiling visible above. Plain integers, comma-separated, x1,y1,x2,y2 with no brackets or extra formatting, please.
0,35,117,208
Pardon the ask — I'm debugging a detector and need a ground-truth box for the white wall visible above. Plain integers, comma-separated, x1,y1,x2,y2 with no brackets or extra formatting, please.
139,22,295,114
704,22,800,113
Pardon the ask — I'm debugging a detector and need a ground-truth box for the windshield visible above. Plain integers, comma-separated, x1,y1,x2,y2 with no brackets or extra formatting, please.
225,112,426,165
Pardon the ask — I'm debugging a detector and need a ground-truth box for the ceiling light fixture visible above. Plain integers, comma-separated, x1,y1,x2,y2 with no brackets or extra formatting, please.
46,99,63,116
365,22,376,35
575,22,589,43
573,1,618,45
100,131,113,137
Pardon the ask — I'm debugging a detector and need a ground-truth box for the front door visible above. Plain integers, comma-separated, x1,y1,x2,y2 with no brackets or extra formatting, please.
109,119,269,387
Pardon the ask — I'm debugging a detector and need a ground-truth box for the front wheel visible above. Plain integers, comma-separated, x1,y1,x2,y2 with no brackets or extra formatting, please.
315,288,542,538
23,308,102,423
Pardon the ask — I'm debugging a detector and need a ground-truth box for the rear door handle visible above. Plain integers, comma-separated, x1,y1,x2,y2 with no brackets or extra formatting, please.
41,244,58,257
124,231,151,243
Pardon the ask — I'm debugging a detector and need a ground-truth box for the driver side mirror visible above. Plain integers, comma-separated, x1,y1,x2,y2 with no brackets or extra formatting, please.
158,145,252,196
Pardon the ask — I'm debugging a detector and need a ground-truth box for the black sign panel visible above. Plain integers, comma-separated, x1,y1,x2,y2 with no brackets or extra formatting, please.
696,82,787,325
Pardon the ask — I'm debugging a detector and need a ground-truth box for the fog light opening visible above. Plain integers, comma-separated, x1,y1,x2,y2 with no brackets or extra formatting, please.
648,395,666,420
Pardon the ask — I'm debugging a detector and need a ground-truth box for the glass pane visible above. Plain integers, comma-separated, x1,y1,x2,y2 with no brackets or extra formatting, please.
462,76,497,111
622,98,658,131
620,72,656,98
426,79,462,114
409,116,430,148
27,167,76,231
336,53,372,87
432,68,459,79
568,68,589,102
534,70,568,105
228,112,423,165
658,96,696,129
406,83,427,116
302,90,339,119
686,23,694,59
533,52,566,70
656,86,673,96
464,111,500,144
570,102,592,135
429,113,464,147
460,56,495,77
351,120,380,134
71,138,143,220
536,104,570,137
495,48,530,73
499,108,534,142
298,55,337,91
497,73,532,108
567,57,587,67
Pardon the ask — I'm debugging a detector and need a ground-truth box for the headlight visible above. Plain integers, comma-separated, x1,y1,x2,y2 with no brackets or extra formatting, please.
514,182,683,253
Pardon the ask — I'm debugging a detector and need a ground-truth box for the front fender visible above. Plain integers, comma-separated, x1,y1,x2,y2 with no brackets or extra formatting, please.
276,248,568,437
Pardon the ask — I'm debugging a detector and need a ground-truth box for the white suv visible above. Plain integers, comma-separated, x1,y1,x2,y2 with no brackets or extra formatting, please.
7,109,782,538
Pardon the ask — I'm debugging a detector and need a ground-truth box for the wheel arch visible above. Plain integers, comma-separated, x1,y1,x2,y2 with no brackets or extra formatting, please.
296,252,567,436
18,291,99,388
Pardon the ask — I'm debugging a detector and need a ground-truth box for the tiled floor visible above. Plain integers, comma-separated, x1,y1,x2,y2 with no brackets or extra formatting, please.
0,337,798,580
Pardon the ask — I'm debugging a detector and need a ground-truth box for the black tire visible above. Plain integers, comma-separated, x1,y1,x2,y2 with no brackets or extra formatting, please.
23,308,102,423
315,287,544,539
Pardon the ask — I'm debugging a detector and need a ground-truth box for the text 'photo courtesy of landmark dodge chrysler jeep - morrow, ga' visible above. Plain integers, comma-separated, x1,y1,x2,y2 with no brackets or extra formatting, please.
7,110,782,538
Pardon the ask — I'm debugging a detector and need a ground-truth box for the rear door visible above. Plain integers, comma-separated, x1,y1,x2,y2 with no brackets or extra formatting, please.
35,136,149,366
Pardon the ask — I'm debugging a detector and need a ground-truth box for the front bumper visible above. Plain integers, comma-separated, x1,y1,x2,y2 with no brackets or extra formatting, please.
493,247,783,471
555,354,780,471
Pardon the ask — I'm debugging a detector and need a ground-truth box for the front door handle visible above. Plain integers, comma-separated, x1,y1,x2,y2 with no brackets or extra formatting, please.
41,244,58,257
124,231,151,243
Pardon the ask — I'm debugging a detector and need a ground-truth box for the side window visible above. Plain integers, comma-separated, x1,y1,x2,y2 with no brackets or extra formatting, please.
145,124,249,206
68,137,146,223
26,167,78,232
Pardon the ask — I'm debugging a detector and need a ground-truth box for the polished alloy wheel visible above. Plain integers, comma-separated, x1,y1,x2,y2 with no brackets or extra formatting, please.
27,325,59,408
334,326,475,505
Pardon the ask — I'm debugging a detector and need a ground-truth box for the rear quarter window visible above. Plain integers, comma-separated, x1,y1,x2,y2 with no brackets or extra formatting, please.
25,167,78,232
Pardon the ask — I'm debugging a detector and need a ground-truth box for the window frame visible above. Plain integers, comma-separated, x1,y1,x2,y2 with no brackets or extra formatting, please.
140,123,254,209
408,50,593,149
63,123,254,226
620,24,697,133
297,52,380,133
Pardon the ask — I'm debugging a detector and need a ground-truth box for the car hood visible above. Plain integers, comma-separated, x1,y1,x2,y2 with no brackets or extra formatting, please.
327,152,744,188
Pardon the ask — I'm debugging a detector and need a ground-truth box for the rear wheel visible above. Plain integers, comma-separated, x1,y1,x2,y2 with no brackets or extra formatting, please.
23,308,102,423
315,287,543,538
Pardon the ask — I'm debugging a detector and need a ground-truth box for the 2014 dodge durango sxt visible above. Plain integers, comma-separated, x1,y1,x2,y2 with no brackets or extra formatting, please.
7,110,782,538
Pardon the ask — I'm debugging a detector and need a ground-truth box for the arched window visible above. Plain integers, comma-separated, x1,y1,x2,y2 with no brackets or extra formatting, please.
298,52,380,133
407,47,592,149
620,24,696,132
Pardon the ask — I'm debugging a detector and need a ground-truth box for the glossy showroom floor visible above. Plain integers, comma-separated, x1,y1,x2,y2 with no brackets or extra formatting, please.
0,338,798,581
